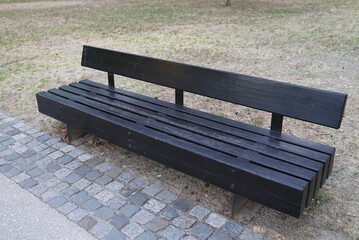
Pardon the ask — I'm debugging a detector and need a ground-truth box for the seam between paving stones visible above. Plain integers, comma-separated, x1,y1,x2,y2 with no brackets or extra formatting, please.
0,111,270,240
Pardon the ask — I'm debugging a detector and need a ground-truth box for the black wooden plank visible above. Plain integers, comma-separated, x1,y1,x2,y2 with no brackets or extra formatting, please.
37,91,309,217
74,80,329,186
81,45,347,128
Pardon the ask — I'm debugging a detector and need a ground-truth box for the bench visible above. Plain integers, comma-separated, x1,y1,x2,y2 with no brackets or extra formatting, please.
36,45,347,218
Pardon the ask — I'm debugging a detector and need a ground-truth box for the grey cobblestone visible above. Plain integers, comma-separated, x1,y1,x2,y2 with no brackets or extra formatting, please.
205,213,227,228
108,196,126,210
12,172,30,183
67,208,88,222
120,203,140,217
45,177,61,188
239,228,263,240
95,175,113,185
68,149,84,158
48,196,67,208
222,221,243,237
160,207,178,221
0,164,12,173
48,150,64,159
78,153,92,162
62,186,80,197
85,170,102,181
82,198,103,212
208,230,232,240
41,190,59,202
172,215,196,229
57,155,73,165
190,223,214,240
173,199,193,212
65,159,82,170
75,165,92,176
54,168,72,179
189,205,210,220
64,172,82,184
4,167,21,177
36,172,54,183
78,216,98,231
73,178,91,190
142,184,162,197
45,162,62,173
144,199,166,213
110,214,129,230
60,145,76,153
104,230,125,240
121,222,144,239
94,206,116,221
29,183,48,196
96,162,113,172
118,171,136,183
129,177,149,189
128,192,149,206
156,191,177,203
132,209,155,225
85,157,104,167
19,178,38,189
106,180,124,191
52,182,69,192
21,149,36,158
137,231,157,240
145,217,169,233
95,189,115,203
160,225,185,240
85,183,104,195
71,191,91,204
4,153,20,161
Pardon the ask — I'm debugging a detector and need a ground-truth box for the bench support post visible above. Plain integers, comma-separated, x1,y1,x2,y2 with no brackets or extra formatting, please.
271,113,283,132
175,89,184,105
67,125,86,143
108,72,115,88
231,193,250,218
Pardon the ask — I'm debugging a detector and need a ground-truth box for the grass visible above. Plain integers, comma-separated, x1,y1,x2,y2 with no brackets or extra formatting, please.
0,0,358,239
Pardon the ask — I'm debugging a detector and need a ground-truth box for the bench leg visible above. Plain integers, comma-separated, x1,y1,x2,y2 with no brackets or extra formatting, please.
67,125,86,142
231,193,250,218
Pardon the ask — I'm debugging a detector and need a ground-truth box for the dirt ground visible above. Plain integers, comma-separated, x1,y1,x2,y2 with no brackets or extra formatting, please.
1,0,358,239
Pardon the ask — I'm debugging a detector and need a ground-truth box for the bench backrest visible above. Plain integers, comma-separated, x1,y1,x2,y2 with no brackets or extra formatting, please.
81,45,347,129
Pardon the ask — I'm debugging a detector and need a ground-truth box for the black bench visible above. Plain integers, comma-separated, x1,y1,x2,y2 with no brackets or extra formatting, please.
36,45,347,218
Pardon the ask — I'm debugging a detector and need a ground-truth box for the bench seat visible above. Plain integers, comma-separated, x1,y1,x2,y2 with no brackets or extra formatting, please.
37,79,335,217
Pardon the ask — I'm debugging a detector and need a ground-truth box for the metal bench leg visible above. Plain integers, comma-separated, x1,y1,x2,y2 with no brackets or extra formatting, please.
67,125,86,142
231,193,250,218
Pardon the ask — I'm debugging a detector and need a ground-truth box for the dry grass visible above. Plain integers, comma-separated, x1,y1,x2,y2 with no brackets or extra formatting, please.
1,0,358,239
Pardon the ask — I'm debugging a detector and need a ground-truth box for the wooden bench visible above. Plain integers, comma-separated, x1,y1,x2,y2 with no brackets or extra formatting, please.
36,45,347,218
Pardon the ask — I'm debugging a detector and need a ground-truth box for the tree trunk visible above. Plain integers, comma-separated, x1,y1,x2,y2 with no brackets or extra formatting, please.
226,0,231,6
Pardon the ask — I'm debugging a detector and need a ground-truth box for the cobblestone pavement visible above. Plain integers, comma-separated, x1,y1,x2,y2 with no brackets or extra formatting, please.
0,111,272,240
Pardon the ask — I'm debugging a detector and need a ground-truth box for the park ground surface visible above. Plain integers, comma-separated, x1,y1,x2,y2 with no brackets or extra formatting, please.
0,0,358,239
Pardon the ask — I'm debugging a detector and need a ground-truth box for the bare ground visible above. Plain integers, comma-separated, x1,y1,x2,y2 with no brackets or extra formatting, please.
1,0,358,239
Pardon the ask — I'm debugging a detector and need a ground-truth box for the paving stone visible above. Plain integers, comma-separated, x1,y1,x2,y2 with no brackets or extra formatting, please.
45,138,60,146
75,165,92,176
4,153,20,161
160,207,178,221
14,146,29,155
38,134,52,142
95,206,116,221
12,172,30,183
48,151,64,160
173,199,193,212
106,180,124,191
2,139,15,146
26,128,38,134
0,164,12,173
120,203,140,217
0,149,12,157
181,236,197,240
52,182,70,192
18,136,33,145
96,162,113,172
128,192,149,206
106,167,123,178
71,191,91,204
172,215,196,229
144,199,166,213
95,189,115,203
85,183,104,195
239,228,263,240
26,140,41,148
222,221,243,237
29,184,48,196
67,208,88,222
121,222,144,239
145,217,169,233
160,225,185,240
45,177,61,188
45,162,62,173
142,184,162,197
64,172,82,184
208,230,232,240
85,170,102,181
108,196,126,210
86,157,104,167
53,142,67,150
58,202,77,215
82,198,103,212
189,205,210,220
68,149,84,158
137,231,157,240
73,178,91,190
60,145,76,153
36,172,54,183
21,149,36,158
78,153,93,162
54,168,72,179
190,223,214,240
111,214,129,230
37,157,53,168
12,133,26,141
32,132,45,138
65,159,82,170
48,196,67,208
4,167,21,178
0,158,6,166
156,191,177,203
33,144,48,152
96,175,113,185
39,147,55,156
27,153,44,162
57,155,73,165
119,187,136,197
104,230,126,240
41,190,59,202
78,216,98,231
13,123,26,129
118,171,136,183
16,160,36,171
205,213,227,228
132,209,155,225
62,186,80,197
6,129,21,136
128,177,149,189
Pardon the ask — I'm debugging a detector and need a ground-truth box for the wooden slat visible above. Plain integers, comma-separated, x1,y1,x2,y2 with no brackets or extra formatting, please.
76,80,330,187
37,90,309,217
81,45,347,128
